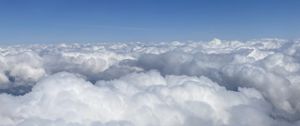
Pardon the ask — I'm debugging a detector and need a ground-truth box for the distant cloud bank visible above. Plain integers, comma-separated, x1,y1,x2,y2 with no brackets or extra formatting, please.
1,38,300,126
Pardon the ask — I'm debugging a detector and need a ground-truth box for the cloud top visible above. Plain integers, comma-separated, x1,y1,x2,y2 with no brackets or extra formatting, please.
0,39,300,126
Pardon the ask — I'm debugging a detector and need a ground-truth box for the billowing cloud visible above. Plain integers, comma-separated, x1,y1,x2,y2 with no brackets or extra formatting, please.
0,38,300,125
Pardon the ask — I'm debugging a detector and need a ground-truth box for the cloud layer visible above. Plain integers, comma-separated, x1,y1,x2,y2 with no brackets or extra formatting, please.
1,38,300,126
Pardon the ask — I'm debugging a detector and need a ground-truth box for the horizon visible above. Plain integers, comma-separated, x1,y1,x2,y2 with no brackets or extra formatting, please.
0,37,296,46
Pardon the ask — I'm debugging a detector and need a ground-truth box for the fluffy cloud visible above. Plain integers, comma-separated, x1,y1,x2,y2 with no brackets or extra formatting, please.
0,39,300,125
0,71,284,126
0,51,45,88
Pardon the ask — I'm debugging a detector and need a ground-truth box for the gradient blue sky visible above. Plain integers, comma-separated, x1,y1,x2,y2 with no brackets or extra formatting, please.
0,0,300,44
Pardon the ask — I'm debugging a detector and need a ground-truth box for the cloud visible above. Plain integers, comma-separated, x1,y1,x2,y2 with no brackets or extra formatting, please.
0,38,300,125
0,71,284,126
0,51,45,89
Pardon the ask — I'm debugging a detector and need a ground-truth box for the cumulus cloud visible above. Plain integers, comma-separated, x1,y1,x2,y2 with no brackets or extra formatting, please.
0,38,300,125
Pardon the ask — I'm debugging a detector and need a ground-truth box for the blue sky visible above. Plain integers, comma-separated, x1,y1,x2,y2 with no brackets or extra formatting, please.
0,0,300,44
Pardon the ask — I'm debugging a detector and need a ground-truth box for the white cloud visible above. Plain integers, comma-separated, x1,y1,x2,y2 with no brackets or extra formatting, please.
0,71,281,126
0,39,300,125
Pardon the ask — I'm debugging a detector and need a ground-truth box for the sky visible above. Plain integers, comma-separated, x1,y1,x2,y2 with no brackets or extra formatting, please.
0,0,300,44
